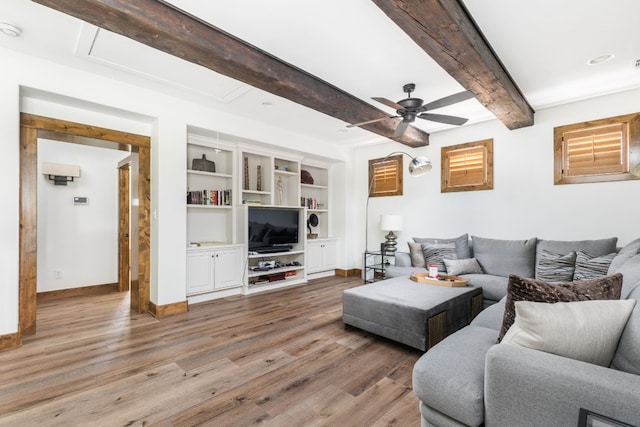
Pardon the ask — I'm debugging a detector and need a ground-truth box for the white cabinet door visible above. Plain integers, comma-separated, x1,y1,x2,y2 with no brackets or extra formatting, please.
321,239,337,271
307,238,337,274
214,247,242,289
307,241,324,274
186,250,214,295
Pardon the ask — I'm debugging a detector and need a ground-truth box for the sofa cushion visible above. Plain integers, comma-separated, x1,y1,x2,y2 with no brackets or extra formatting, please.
535,250,577,282
611,284,640,375
444,258,483,276
461,273,508,303
573,251,617,280
501,299,636,366
413,326,498,427
535,237,618,270
609,253,640,299
471,236,537,278
407,242,426,267
619,237,640,255
497,273,623,342
471,297,505,331
421,242,457,272
414,233,471,260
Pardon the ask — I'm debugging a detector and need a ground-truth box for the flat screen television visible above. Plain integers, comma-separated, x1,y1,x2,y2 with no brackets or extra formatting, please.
248,207,299,252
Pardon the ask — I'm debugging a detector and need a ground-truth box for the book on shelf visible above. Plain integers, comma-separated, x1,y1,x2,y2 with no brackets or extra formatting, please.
242,200,262,205
301,197,319,209
187,189,232,206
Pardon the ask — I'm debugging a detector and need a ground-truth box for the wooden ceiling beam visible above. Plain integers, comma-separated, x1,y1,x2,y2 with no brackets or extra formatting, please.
372,0,534,130
31,0,430,147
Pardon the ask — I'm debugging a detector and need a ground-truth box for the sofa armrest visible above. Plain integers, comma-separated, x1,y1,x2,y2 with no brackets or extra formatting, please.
485,344,640,426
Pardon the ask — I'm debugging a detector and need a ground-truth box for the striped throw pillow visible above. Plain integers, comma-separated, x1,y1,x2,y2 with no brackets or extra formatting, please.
536,250,577,282
421,242,457,272
573,251,617,280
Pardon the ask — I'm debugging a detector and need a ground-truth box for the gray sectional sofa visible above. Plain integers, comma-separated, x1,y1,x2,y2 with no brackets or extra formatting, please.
387,235,640,426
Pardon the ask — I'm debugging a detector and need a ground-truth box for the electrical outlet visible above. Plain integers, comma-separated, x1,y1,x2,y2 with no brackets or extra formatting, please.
54,269,62,279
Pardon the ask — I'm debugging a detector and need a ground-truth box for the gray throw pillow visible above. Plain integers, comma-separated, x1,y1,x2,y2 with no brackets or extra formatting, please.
413,233,471,259
443,258,483,276
421,242,457,272
535,250,577,282
573,251,617,280
407,242,426,268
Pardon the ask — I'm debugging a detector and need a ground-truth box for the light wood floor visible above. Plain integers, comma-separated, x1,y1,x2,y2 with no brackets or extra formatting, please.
0,276,422,426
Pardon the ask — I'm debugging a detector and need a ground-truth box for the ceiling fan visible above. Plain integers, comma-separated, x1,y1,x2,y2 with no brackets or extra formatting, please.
348,83,475,137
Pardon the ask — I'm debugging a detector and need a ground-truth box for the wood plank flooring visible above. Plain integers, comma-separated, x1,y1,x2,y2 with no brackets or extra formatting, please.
0,276,422,426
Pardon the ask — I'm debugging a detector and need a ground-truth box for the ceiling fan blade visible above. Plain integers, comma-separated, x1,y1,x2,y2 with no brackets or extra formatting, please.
422,90,475,111
392,121,410,138
372,97,404,110
347,115,398,128
418,113,469,126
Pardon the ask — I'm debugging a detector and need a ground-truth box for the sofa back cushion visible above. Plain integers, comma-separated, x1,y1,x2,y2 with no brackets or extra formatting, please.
413,233,471,260
609,253,640,299
611,284,640,374
471,236,537,278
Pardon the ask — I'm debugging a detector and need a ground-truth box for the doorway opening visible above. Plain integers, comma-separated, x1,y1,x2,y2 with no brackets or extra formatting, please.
19,113,151,339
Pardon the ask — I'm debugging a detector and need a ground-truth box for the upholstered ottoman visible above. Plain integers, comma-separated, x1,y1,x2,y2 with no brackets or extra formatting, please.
343,277,483,351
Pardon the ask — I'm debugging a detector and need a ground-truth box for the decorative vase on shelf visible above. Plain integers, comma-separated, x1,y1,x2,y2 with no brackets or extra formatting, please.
256,165,262,191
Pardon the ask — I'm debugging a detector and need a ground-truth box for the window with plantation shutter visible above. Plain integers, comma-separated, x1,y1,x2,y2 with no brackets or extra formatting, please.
442,139,493,193
554,112,640,185
369,155,403,197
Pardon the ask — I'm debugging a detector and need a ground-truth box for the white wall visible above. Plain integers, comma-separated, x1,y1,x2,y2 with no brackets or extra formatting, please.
0,46,350,337
37,139,129,292
354,87,640,265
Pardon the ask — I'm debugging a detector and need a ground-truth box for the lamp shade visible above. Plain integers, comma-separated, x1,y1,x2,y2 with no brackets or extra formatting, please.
380,214,403,231
409,156,432,176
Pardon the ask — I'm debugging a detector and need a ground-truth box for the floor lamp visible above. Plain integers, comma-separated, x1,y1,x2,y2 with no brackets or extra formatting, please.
365,152,432,252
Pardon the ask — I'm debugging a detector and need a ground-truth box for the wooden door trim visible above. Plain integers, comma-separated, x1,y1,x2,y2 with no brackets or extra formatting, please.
118,163,131,293
18,113,152,344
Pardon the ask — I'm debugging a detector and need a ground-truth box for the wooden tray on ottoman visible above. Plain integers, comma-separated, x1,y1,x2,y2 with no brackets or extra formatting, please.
410,273,468,287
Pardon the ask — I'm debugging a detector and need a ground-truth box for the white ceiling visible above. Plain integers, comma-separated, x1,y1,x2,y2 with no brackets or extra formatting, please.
2,0,639,147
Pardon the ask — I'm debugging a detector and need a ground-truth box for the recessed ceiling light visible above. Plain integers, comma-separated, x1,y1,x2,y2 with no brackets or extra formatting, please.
261,101,274,107
587,54,615,66
0,22,22,37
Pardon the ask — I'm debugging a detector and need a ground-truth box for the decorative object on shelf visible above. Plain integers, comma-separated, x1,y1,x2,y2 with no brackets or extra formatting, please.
365,152,431,251
192,154,215,173
276,176,284,205
307,213,319,239
380,214,403,254
42,162,80,186
243,157,249,190
301,169,314,185
256,165,262,191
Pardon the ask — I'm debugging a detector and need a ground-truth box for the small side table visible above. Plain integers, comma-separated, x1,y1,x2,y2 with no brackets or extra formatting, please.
363,250,395,283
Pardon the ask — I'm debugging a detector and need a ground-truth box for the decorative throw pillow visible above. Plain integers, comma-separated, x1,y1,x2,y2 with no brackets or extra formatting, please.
407,242,426,268
573,251,617,280
421,242,458,272
501,299,636,367
535,250,577,282
443,258,483,276
413,234,471,260
497,273,623,342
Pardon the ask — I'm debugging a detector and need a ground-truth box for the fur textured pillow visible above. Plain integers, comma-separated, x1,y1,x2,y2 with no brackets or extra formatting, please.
497,273,623,342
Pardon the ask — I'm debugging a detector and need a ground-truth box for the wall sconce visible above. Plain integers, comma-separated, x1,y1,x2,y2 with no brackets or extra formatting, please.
42,162,80,185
